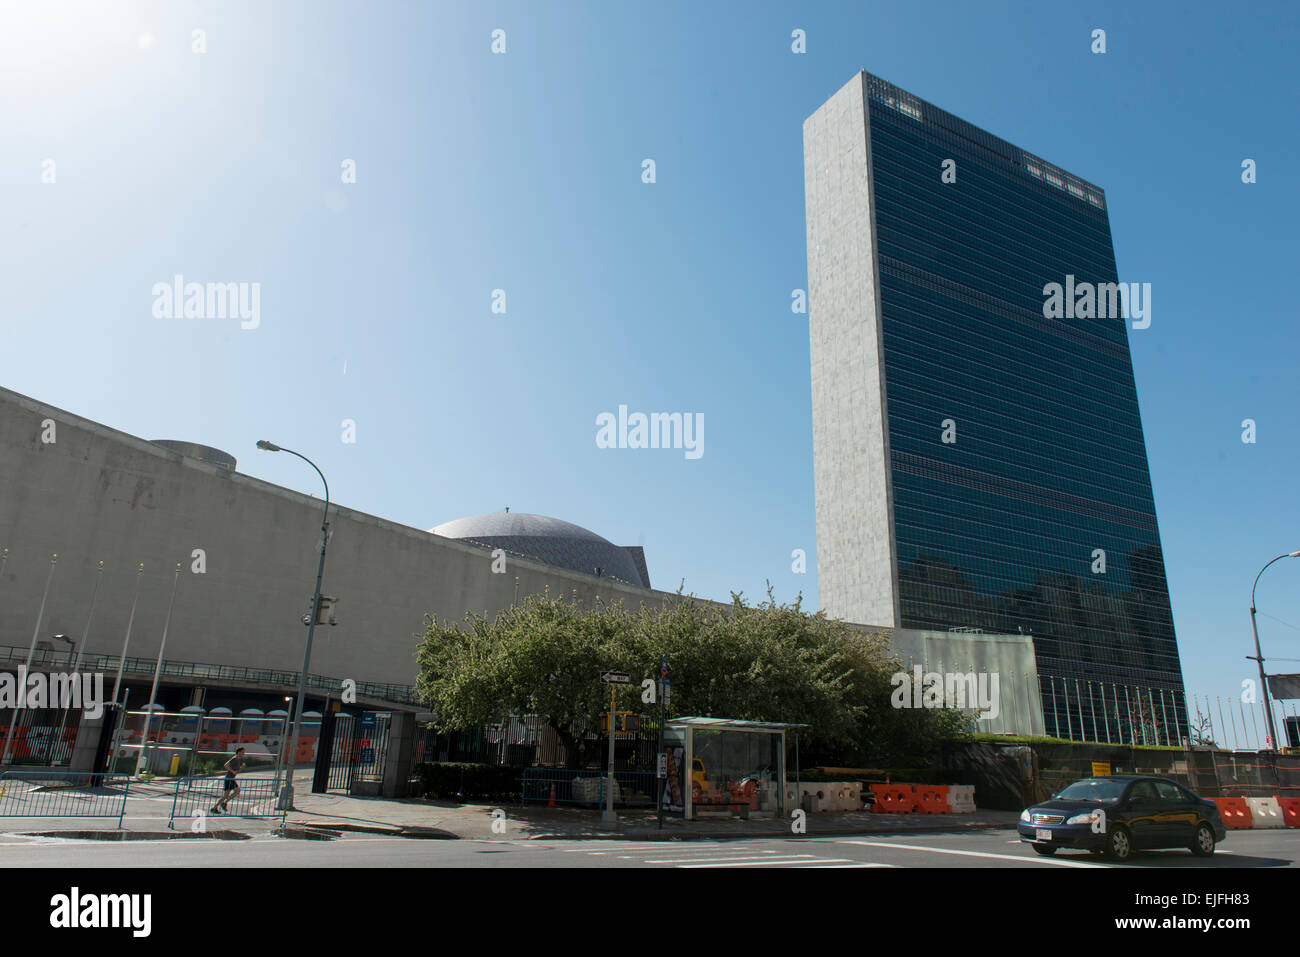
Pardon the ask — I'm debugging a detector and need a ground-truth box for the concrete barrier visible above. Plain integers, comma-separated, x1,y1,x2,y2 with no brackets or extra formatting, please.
1245,796,1285,829
947,784,976,813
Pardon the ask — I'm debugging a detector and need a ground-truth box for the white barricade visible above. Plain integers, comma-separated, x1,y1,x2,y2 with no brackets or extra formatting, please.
1246,796,1285,828
947,784,976,813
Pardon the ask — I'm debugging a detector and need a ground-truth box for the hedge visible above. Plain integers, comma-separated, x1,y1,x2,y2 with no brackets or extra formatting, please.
414,763,522,802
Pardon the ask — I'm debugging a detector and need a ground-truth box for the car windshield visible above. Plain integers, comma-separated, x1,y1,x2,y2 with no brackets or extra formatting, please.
1054,779,1126,803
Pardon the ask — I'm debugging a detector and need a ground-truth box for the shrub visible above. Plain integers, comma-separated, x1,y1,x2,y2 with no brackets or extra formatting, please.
414,763,521,802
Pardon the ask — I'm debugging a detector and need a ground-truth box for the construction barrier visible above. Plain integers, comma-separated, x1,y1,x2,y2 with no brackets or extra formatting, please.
789,783,828,812
1212,797,1252,829
869,783,914,813
1277,796,1300,828
947,784,976,813
913,784,950,814
835,782,863,811
1245,796,1286,829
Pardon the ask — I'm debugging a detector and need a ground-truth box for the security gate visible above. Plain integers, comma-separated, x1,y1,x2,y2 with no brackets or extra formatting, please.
324,711,390,792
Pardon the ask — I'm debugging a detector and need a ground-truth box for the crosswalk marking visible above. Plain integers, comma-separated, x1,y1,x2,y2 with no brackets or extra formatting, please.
838,840,1107,868
550,841,894,868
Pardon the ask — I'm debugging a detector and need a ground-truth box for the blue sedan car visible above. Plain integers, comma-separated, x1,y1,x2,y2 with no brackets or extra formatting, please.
1018,775,1227,861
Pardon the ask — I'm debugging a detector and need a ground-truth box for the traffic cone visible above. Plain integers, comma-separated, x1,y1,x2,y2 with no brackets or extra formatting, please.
548,783,556,808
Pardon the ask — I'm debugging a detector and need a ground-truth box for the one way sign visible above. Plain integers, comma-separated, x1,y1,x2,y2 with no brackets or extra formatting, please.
600,671,631,684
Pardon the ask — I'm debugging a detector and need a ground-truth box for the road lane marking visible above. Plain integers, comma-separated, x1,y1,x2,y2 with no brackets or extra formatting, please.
677,858,859,868
805,863,896,868
839,840,1108,867
643,853,796,864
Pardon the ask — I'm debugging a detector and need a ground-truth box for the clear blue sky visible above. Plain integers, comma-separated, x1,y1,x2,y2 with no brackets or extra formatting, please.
2,1,1297,705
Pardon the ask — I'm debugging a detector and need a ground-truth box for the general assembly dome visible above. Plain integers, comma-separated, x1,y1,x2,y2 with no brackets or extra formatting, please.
429,512,650,588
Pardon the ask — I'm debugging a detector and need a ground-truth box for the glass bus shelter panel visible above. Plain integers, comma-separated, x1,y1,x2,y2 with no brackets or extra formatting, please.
690,730,782,814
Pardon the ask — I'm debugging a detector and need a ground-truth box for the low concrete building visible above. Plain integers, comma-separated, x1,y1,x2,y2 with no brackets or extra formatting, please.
0,384,1044,738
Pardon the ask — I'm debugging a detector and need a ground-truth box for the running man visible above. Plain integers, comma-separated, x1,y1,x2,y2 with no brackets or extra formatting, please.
211,746,247,814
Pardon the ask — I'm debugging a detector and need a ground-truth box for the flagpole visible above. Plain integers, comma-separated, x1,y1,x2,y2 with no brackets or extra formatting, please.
1,554,58,766
135,563,182,778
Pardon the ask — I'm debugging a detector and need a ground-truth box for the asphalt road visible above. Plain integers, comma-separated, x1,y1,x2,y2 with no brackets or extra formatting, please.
4,828,1298,868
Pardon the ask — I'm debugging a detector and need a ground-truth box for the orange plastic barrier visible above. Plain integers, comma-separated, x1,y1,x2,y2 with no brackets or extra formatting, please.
1212,797,1252,829
1277,797,1300,828
869,783,914,813
727,780,758,810
913,784,950,814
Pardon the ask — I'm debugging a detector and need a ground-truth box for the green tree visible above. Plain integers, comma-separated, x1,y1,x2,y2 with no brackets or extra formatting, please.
415,588,973,768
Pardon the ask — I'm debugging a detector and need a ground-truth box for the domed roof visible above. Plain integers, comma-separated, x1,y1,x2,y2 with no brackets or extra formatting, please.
429,512,649,588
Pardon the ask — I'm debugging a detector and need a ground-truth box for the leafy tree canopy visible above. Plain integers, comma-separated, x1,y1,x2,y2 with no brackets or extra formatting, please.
415,587,973,766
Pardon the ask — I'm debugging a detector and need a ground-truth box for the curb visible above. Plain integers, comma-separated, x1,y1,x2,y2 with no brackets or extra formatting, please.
287,821,459,840
522,820,1015,841
13,830,253,841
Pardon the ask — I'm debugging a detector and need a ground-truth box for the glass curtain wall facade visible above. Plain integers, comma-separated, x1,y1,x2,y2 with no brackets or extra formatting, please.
804,72,1186,742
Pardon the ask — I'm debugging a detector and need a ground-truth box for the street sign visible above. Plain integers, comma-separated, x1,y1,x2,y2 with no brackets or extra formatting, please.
657,754,667,778
600,672,630,684
1269,674,1300,700
660,657,668,679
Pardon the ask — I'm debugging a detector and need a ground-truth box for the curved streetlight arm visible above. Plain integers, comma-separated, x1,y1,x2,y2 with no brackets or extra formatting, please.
1253,552,1300,610
261,443,329,523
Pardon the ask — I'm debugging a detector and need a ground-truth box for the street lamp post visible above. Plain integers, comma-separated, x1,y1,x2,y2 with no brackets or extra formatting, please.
257,440,330,811
1248,550,1300,751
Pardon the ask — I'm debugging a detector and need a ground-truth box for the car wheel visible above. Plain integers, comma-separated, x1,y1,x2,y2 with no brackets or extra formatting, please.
1031,844,1057,856
1104,826,1132,862
1190,822,1216,857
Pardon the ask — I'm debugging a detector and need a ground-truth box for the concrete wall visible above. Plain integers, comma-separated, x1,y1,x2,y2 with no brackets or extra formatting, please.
1,384,1047,732
0,386,659,695
885,628,1046,736
803,72,898,627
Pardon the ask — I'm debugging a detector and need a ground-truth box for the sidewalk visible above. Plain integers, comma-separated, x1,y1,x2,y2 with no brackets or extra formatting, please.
284,788,1019,841
0,770,1020,841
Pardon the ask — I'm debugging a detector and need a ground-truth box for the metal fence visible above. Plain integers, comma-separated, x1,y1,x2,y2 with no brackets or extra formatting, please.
111,709,300,777
521,768,658,807
168,775,286,830
0,644,418,707
0,770,130,825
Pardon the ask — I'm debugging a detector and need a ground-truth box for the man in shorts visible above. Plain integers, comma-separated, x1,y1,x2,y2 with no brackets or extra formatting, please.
211,746,247,814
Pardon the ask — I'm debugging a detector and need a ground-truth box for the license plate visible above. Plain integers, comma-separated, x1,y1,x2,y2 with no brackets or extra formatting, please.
1035,828,1053,842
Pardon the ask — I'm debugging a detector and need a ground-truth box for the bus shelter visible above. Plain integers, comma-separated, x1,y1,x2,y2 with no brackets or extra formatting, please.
660,717,807,820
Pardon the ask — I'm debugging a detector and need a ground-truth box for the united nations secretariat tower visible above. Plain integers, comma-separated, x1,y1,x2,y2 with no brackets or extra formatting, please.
803,71,1186,738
